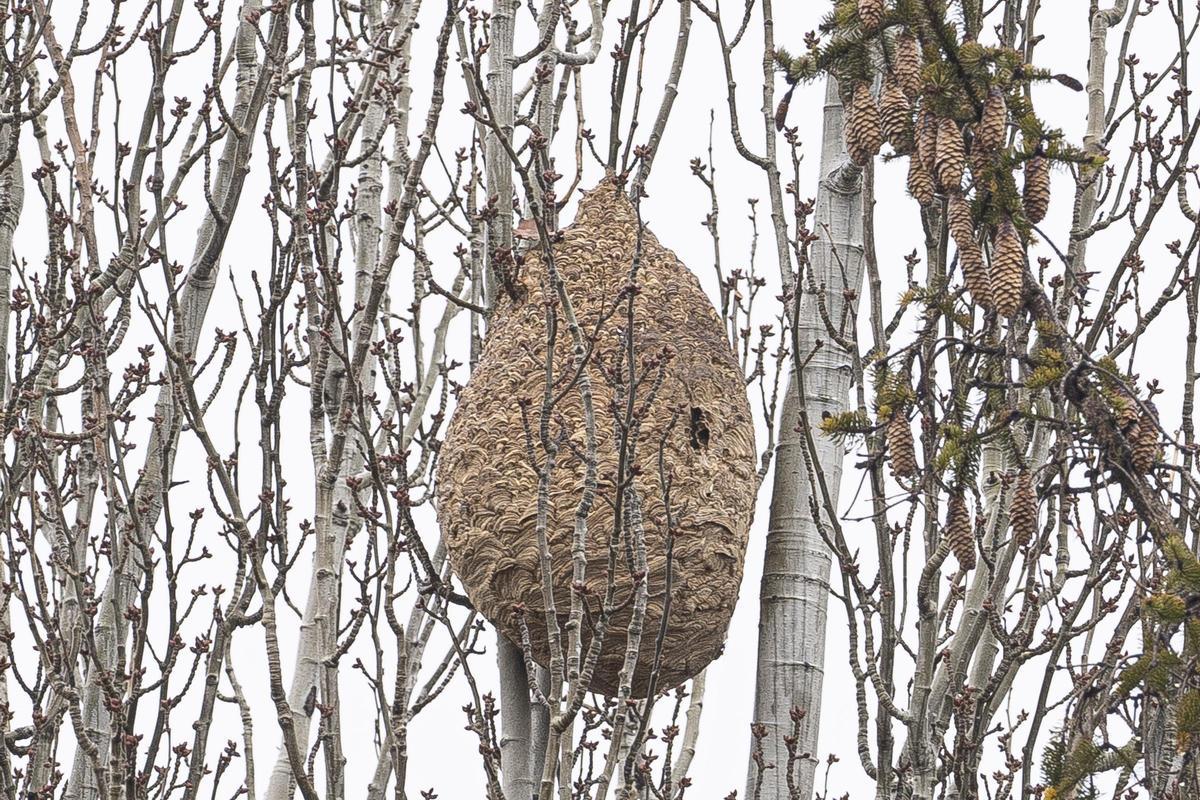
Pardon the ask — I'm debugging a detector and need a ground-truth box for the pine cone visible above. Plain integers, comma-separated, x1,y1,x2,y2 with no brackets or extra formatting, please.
917,110,938,173
976,88,1007,152
879,77,914,153
1023,154,1050,224
960,239,992,310
1131,401,1161,473
894,33,923,98
969,141,995,186
887,411,917,478
934,117,966,191
1114,395,1140,434
1009,471,1037,546
947,191,974,248
991,220,1025,318
775,85,795,132
858,0,884,31
844,83,883,166
947,195,992,308
946,493,976,570
907,155,935,205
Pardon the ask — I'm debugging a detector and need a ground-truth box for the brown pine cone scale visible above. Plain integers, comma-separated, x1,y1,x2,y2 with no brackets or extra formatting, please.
1024,155,1050,224
1009,471,1037,546
991,220,1025,318
935,117,966,191
845,83,883,166
946,493,976,570
888,411,917,478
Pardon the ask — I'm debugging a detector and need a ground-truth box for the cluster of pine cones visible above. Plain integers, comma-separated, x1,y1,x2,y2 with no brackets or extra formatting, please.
839,2,1053,320
885,391,1046,562
942,470,1041,573
843,1,1059,569
886,402,1042,567
841,29,921,168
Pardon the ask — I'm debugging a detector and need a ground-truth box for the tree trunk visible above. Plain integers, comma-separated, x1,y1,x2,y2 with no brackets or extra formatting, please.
480,0,540,794
499,638,536,800
747,77,863,800
66,4,282,796
262,1,413,795
0,124,23,798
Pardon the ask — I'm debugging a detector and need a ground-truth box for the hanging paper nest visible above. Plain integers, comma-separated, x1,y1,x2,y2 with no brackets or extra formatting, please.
438,179,756,697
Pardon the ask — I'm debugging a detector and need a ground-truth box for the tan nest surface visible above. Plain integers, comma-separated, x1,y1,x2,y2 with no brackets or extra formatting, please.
438,179,756,697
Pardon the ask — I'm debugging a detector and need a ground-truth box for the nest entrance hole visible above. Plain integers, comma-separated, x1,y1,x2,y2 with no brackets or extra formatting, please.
688,407,711,451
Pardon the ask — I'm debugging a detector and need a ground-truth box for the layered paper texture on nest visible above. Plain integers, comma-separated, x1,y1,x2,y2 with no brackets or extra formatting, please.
438,180,756,697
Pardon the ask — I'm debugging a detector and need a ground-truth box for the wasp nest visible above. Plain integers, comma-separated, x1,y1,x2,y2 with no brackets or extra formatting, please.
438,180,757,697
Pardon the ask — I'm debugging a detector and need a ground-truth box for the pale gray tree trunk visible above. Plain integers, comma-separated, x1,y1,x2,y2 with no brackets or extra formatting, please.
0,125,22,796
66,2,281,796
0,129,20,404
262,1,414,796
747,78,863,800
499,637,536,800
1067,0,1129,304
480,0,540,795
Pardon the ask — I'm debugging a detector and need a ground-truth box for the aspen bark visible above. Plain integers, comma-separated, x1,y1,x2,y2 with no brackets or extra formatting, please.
65,3,282,796
0,125,21,797
747,78,864,800
499,636,537,800
262,1,414,795
482,0,540,794
0,129,20,405
1066,0,1129,303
